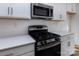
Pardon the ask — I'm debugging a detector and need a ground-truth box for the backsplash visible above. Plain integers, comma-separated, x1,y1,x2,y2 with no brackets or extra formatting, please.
0,19,68,38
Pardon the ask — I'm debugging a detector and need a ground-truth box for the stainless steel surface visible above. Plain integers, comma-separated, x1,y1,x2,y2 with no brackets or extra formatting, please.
37,42,61,51
31,3,53,8
28,27,48,31
31,15,53,19
28,25,48,30
31,3,53,19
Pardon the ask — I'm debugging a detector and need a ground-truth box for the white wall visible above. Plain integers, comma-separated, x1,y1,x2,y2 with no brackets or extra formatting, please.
0,20,68,38
0,3,69,38
75,4,79,45
70,3,79,45
66,3,79,45
0,19,29,38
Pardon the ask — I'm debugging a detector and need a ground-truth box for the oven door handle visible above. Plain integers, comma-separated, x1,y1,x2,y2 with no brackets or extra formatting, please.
37,42,61,51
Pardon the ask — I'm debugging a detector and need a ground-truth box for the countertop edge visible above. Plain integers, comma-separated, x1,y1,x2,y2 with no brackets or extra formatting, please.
0,35,35,51
0,42,35,51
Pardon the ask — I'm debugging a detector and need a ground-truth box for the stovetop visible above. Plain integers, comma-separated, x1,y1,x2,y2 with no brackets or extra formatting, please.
29,32,61,42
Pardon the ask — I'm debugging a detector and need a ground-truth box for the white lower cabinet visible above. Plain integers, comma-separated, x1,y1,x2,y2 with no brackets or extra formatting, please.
61,34,74,56
0,3,31,19
61,39,70,56
21,51,34,56
10,3,30,18
0,43,35,56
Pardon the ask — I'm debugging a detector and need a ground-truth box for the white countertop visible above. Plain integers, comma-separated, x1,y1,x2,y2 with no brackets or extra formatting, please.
0,35,35,51
0,31,73,51
51,31,73,36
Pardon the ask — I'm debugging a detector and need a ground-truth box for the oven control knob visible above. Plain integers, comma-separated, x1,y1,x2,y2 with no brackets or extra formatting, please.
55,38,60,41
44,41,47,44
43,41,45,45
41,41,44,45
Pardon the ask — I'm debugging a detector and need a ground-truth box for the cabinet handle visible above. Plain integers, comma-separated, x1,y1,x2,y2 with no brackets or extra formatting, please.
8,7,10,15
12,7,13,15
68,41,70,47
11,7,13,15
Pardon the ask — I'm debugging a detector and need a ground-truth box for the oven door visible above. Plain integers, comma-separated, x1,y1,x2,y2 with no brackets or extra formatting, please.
35,42,61,56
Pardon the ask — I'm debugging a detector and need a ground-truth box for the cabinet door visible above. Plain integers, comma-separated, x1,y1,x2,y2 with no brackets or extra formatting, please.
0,44,34,56
61,39,70,56
11,3,30,19
21,51,34,56
51,3,66,20
67,34,75,55
66,3,76,13
0,3,10,16
61,34,74,56
54,3,66,20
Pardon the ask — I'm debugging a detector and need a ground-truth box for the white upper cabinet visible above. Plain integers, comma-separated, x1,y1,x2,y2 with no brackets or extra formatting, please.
0,3,10,16
43,3,66,20
0,3,75,20
66,3,76,14
10,3,31,19
52,3,66,20
0,3,31,19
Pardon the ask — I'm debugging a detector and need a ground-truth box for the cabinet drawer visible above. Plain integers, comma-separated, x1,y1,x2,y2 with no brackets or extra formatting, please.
21,51,34,56
0,43,34,56
61,34,74,42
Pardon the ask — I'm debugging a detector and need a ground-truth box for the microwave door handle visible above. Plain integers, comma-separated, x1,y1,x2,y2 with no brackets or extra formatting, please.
11,7,13,15
8,7,10,15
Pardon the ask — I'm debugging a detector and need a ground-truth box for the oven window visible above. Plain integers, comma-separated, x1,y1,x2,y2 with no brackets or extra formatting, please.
33,6,49,16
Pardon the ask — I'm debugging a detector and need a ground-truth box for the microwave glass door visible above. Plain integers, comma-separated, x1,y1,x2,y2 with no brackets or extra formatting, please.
33,6,49,17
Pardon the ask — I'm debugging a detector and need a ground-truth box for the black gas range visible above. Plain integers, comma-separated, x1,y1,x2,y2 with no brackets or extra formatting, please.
28,25,61,56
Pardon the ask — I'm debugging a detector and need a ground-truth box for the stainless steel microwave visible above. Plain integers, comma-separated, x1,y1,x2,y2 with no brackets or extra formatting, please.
31,3,53,19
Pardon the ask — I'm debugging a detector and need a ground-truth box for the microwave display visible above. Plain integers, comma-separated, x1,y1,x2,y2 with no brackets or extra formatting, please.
33,6,49,16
